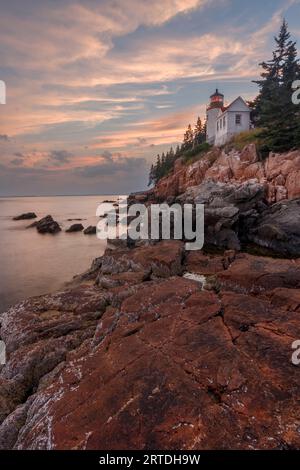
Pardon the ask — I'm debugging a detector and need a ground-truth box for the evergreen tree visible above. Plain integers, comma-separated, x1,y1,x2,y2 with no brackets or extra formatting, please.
183,124,194,149
193,116,203,146
148,163,154,186
281,37,300,148
187,124,194,145
202,120,207,140
183,128,189,149
193,116,206,145
154,154,161,183
253,19,300,151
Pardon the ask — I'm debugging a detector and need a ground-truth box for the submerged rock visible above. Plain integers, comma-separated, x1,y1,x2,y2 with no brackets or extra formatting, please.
28,215,61,234
67,218,84,222
13,212,37,221
83,226,96,235
66,223,84,233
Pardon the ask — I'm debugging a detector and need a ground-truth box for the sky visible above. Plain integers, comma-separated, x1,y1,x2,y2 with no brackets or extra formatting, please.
0,0,300,196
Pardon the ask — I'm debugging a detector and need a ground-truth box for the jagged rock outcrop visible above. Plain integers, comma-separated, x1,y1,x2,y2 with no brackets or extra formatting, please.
247,199,300,257
133,145,300,256
13,212,37,221
177,179,267,251
0,241,300,450
28,215,61,234
154,145,300,204
1,145,300,450
153,150,220,200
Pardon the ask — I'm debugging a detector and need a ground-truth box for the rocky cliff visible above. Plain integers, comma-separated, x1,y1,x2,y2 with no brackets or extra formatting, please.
135,145,300,257
0,144,300,450
0,241,300,450
153,144,300,203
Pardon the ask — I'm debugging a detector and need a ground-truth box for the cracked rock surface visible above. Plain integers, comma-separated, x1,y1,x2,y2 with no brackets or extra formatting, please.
0,240,300,449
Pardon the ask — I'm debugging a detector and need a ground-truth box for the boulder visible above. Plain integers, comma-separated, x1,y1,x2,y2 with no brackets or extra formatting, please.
152,174,300,257
247,199,300,257
30,215,61,234
94,240,184,280
185,250,234,275
83,226,96,235
13,213,37,221
217,253,300,293
66,224,84,233
177,180,266,251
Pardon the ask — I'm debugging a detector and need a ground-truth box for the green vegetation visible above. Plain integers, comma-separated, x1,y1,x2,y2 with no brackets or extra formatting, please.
182,142,211,162
148,117,207,186
224,129,264,152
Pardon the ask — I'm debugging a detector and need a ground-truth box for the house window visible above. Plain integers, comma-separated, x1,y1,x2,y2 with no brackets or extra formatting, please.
223,116,226,127
220,119,222,129
235,114,241,125
217,121,219,131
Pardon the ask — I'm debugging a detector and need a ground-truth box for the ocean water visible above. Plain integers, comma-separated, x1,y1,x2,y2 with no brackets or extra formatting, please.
0,195,115,313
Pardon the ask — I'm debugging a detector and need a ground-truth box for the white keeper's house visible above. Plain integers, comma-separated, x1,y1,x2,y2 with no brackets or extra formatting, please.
206,89,251,146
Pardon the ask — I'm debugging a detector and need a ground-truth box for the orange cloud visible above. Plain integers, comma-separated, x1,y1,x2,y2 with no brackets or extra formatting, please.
91,105,205,150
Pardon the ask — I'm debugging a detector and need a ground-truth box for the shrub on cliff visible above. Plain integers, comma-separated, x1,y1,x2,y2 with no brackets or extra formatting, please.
224,129,267,157
182,142,212,164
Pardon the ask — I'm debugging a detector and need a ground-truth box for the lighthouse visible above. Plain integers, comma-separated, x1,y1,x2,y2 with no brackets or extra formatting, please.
206,89,224,145
206,89,251,146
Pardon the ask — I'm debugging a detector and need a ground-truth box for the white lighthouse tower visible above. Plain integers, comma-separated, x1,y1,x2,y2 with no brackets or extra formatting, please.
206,89,224,145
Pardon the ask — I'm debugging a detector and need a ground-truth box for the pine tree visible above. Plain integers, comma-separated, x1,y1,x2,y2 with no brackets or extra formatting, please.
183,128,189,149
281,38,300,148
193,116,206,145
253,19,300,151
148,115,209,184
187,124,194,145
148,164,154,186
169,146,175,160
193,116,202,146
154,154,161,184
183,124,194,149
202,120,207,140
